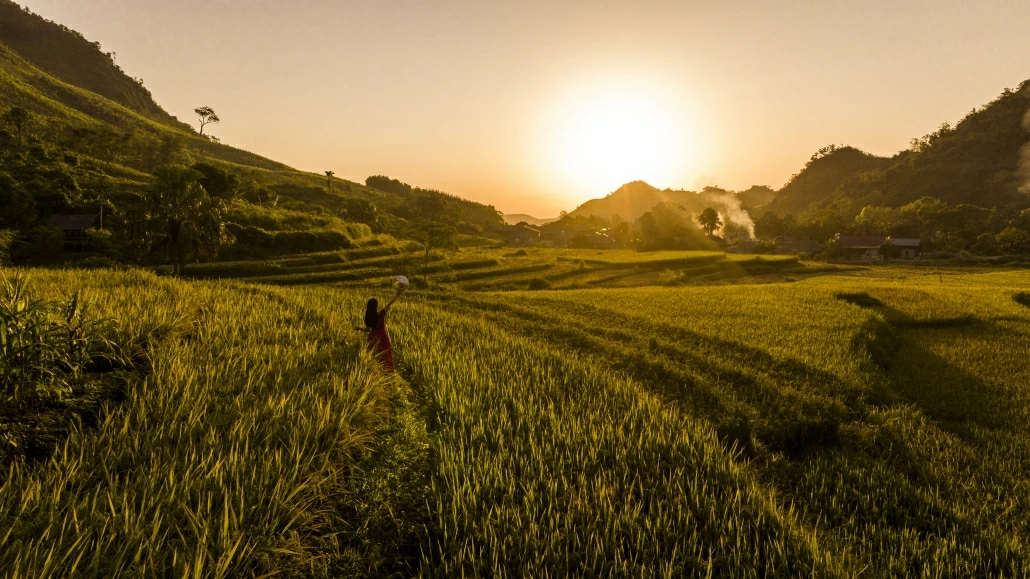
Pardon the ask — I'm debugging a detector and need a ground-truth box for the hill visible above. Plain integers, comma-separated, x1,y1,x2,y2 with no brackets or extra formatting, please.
502,213,557,226
828,83,1030,214
0,0,182,126
567,180,758,233
762,82,1030,219
760,145,895,217
0,1,502,264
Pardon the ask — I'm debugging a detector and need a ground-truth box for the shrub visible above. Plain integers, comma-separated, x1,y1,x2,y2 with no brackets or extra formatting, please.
527,278,552,291
85,228,114,254
23,226,64,259
0,229,15,265
0,275,124,402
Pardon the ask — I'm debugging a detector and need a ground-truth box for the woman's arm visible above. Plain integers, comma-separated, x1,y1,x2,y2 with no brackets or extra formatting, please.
383,287,404,314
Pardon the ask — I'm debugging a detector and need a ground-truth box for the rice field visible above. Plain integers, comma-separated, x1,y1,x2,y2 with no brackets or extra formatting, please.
2,262,1030,576
162,246,814,291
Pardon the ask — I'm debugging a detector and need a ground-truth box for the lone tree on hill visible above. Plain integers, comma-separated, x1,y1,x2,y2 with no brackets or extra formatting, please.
194,106,220,136
698,207,723,236
325,170,335,192
3,107,30,146
144,165,231,276
411,218,457,283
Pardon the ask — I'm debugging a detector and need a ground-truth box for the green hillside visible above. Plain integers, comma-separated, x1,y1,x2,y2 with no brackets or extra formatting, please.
0,1,502,268
761,145,896,217
829,84,1030,212
0,0,181,125
761,83,1030,219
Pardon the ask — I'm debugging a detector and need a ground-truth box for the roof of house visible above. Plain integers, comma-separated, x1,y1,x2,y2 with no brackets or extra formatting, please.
888,237,921,247
48,214,98,230
836,235,885,249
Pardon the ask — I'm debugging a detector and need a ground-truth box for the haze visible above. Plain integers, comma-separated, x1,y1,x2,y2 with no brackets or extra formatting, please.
20,0,1030,216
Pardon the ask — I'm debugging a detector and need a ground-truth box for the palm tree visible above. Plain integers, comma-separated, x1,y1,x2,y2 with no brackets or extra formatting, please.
3,107,30,146
698,207,723,236
325,170,335,192
145,166,231,275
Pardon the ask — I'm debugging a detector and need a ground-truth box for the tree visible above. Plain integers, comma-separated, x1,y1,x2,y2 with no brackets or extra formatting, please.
325,170,335,192
410,219,456,282
144,165,231,275
194,106,220,136
697,207,722,236
192,162,240,201
3,107,30,146
995,227,1030,254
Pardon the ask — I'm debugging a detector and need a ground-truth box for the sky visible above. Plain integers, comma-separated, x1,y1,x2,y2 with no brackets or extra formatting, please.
20,0,1030,216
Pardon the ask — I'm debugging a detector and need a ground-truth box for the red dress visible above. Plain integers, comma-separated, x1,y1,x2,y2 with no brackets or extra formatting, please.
367,310,394,372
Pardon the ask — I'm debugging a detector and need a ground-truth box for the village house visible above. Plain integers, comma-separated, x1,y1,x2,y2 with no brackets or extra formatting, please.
887,237,921,259
47,214,99,249
539,226,570,248
835,235,886,260
835,234,922,260
492,223,541,245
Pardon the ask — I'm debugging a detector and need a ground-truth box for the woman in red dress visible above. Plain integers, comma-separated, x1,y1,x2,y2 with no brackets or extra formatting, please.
356,287,404,372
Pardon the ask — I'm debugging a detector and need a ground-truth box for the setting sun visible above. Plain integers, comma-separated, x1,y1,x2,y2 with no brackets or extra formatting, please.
543,79,698,198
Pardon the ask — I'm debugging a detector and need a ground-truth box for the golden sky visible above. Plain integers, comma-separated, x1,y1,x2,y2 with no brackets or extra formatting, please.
22,0,1030,217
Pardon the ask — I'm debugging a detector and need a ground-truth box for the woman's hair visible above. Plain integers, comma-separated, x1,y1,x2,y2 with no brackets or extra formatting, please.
364,298,380,329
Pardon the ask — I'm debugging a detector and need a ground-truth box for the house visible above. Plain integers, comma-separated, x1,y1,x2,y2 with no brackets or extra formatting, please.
492,223,541,245
887,237,921,259
835,234,886,260
47,214,99,248
539,226,570,248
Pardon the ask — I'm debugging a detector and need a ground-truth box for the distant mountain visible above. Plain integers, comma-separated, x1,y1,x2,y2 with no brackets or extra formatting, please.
567,181,759,231
763,82,1030,218
503,214,557,226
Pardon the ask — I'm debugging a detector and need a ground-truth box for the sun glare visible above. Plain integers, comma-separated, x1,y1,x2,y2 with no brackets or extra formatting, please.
547,81,696,197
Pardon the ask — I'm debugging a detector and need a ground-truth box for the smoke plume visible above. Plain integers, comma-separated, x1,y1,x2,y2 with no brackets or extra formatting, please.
711,192,756,238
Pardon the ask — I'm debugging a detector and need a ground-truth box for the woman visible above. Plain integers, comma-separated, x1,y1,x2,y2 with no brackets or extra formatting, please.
356,286,404,372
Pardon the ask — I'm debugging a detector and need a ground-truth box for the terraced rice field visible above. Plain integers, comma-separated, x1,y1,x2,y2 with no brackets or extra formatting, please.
164,246,815,291
3,264,1030,577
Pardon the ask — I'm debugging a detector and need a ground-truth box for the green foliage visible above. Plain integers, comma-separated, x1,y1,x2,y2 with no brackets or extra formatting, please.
697,207,722,235
22,225,63,258
636,202,712,250
138,165,230,274
0,229,14,264
191,161,239,201
2,105,29,144
84,227,113,254
995,226,1030,253
0,274,122,402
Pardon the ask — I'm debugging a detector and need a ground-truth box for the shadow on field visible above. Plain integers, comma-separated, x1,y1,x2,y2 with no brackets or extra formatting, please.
842,294,1014,438
432,293,855,459
1015,292,1030,308
882,308,1014,437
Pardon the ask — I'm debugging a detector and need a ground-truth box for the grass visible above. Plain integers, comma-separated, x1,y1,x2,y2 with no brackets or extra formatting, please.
3,264,1030,576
